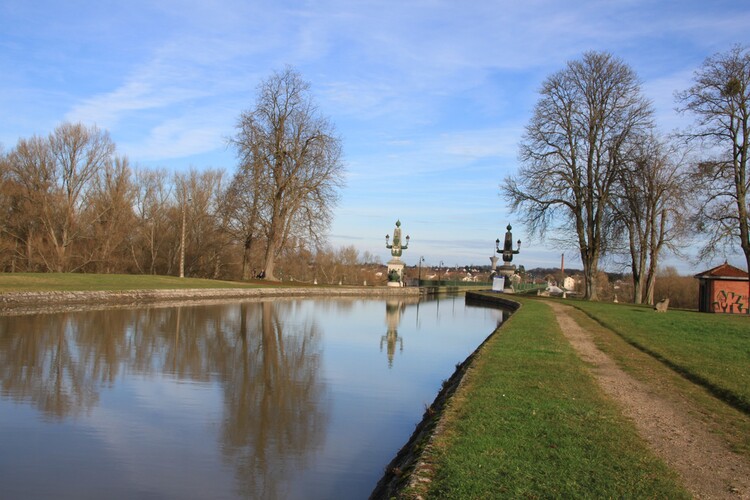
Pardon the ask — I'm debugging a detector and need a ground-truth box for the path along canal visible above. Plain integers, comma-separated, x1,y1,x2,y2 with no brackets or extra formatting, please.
0,294,508,499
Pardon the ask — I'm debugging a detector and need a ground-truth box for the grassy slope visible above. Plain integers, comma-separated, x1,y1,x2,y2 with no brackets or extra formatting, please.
568,299,750,413
412,297,687,498
0,273,271,292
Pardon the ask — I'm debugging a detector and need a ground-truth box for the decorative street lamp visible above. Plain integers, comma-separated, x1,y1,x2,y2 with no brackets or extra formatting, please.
418,256,425,284
495,224,522,293
385,220,410,287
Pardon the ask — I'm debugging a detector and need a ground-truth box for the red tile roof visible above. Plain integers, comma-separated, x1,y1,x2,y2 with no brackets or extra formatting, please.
694,262,749,279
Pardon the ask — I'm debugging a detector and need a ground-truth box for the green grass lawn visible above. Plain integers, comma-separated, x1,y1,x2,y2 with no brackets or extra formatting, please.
0,273,272,292
410,297,688,498
568,299,750,413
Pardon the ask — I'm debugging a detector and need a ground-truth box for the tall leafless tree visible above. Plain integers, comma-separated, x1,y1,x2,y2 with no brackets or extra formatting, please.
131,167,173,275
86,155,136,273
229,67,345,281
610,134,688,304
503,51,654,300
48,122,115,271
8,123,115,272
221,153,266,280
175,168,229,279
677,45,750,280
6,134,55,270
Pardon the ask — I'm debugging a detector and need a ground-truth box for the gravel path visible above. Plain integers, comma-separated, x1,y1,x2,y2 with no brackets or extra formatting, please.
547,301,750,499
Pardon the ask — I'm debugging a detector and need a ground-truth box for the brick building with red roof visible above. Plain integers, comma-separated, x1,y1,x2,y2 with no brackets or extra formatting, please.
694,262,749,314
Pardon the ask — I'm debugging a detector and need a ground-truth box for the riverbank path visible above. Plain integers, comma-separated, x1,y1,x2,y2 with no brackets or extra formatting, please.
547,301,750,499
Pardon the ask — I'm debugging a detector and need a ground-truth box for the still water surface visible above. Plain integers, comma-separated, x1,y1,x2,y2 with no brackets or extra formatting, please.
0,295,506,499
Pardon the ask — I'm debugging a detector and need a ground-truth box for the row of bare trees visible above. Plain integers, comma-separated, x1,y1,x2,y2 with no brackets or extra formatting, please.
0,130,229,277
0,67,351,281
505,45,750,303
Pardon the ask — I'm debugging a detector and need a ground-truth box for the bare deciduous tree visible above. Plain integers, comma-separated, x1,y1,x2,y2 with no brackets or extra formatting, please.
9,123,115,272
131,167,173,274
677,44,750,278
610,134,688,304
47,122,115,271
86,156,136,273
503,51,654,300
229,67,345,281
221,154,266,280
176,169,229,279
7,134,55,270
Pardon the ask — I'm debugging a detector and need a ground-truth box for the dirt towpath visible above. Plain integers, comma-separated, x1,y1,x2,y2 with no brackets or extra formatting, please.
547,301,750,499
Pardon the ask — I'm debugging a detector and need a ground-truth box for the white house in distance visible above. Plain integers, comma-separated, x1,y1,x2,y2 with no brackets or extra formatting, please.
563,276,576,290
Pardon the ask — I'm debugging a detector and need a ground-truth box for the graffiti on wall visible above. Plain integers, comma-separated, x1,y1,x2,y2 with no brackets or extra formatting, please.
712,290,747,314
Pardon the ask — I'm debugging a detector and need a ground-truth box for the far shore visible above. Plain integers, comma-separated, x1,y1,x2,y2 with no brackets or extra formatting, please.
0,285,423,314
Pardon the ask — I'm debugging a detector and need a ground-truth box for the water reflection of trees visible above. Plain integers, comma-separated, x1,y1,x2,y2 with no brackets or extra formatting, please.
221,302,326,498
0,300,326,497
0,311,136,418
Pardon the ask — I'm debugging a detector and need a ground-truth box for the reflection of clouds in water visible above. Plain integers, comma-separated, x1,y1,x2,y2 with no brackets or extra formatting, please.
82,379,233,499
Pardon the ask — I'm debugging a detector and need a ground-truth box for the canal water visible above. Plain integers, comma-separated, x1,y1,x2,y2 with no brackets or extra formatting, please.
0,295,507,499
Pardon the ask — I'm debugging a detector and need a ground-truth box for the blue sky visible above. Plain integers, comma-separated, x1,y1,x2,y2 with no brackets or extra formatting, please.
2,0,749,272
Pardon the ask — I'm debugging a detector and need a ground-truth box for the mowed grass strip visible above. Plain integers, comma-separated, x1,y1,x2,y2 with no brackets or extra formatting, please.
412,297,687,499
568,300,750,413
0,273,270,292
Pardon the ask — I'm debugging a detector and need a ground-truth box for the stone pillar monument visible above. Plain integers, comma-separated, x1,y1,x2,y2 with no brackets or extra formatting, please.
385,220,410,287
495,224,521,293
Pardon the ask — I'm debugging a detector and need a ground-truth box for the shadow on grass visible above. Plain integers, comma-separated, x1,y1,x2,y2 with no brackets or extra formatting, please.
571,305,750,417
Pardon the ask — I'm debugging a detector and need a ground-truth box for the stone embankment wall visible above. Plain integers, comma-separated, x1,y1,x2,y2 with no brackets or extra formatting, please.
0,287,421,315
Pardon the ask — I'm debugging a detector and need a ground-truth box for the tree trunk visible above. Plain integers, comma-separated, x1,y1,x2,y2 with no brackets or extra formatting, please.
628,227,646,304
581,254,599,301
262,239,278,281
241,236,254,281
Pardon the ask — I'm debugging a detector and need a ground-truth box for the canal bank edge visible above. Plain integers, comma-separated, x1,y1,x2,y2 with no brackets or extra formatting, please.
0,286,422,314
370,291,521,499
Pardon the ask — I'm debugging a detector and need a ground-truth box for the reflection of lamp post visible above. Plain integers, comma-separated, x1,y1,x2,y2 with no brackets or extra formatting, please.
381,300,405,368
180,196,191,278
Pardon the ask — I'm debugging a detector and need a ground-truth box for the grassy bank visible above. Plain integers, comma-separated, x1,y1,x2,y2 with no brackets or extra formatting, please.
0,273,268,292
408,297,687,498
568,299,750,413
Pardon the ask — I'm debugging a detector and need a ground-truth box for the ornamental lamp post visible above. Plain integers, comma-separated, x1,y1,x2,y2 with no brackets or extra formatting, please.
385,220,409,287
495,224,522,293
